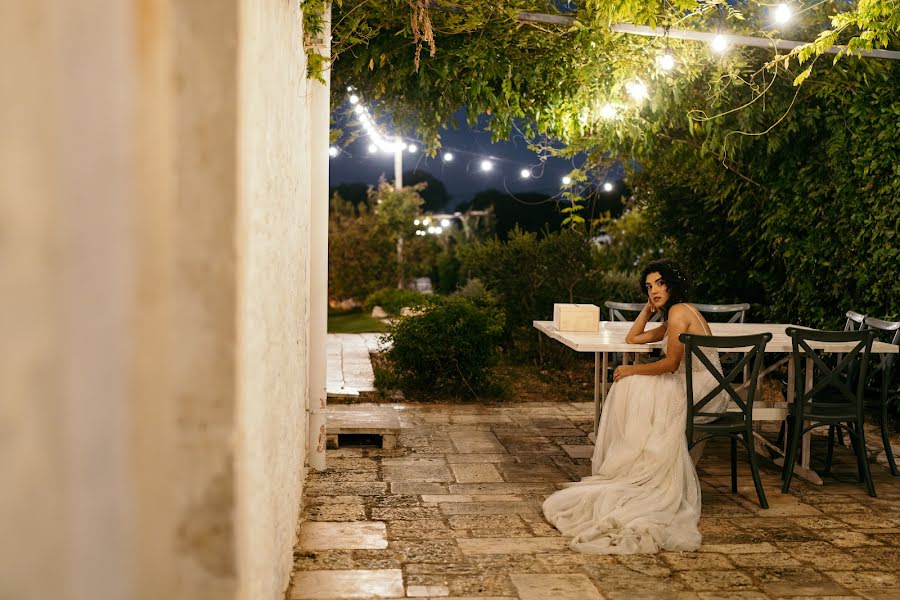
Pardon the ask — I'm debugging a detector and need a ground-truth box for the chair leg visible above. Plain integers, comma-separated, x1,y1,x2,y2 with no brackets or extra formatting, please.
782,416,802,493
856,421,876,498
825,425,836,476
847,422,866,484
731,436,738,493
743,431,768,509
880,403,898,476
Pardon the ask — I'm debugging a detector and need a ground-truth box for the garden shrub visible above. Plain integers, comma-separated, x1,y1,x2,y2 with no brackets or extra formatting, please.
381,295,505,397
458,228,649,354
363,287,427,316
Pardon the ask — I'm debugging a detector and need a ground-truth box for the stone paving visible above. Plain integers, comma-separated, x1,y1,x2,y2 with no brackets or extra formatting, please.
289,402,900,600
326,333,385,398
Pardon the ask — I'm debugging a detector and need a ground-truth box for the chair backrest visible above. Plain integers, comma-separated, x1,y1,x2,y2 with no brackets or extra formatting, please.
604,300,661,322
844,310,867,331
680,332,771,440
692,303,751,323
862,316,900,389
785,327,875,408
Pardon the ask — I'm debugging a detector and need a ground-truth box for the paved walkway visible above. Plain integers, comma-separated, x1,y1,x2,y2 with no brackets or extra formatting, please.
326,333,385,398
290,401,900,600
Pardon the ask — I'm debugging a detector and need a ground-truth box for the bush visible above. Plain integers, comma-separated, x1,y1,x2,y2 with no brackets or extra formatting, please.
363,287,427,315
381,295,505,397
458,228,648,354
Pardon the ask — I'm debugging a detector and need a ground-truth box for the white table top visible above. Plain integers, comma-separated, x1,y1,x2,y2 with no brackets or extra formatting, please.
533,320,899,354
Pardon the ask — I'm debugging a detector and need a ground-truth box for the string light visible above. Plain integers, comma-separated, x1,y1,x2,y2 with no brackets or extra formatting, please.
562,176,572,185
658,50,675,71
626,81,648,101
440,218,450,227
329,146,339,157
773,3,791,25
600,104,618,119
345,92,591,186
711,34,728,53
603,182,614,192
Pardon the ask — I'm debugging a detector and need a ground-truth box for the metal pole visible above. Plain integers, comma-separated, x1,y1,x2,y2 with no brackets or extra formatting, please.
610,23,900,60
394,143,403,189
394,142,404,288
512,11,900,61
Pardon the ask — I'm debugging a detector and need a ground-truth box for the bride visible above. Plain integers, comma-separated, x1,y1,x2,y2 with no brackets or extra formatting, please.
543,259,727,554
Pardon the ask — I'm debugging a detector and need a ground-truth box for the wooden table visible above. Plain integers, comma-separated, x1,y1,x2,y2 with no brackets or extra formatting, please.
534,320,898,484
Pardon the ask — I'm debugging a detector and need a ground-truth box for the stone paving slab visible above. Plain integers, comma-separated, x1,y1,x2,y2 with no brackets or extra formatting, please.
291,402,900,599
326,333,385,398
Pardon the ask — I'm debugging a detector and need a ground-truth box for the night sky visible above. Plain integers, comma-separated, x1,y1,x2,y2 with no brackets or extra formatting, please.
329,107,623,211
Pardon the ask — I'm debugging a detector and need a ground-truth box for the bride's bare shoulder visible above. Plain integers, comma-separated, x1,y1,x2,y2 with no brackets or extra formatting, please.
667,303,692,320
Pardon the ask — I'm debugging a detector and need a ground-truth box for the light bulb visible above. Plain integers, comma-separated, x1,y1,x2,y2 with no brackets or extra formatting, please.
520,168,530,178
480,160,493,172
435,226,443,234
562,176,572,185
423,218,431,225
443,152,454,162
773,4,791,25
600,104,617,119
626,81,648,101
711,34,728,53
658,51,675,71
414,219,420,226
368,143,378,153
603,182,614,192
427,226,435,234
328,146,339,157
407,144,417,153
349,94,359,104
440,219,450,227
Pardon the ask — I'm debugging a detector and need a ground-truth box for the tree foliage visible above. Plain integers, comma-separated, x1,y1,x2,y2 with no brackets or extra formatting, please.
325,0,899,327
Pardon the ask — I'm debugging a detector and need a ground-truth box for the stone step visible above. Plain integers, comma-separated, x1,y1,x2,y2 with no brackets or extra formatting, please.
325,404,400,450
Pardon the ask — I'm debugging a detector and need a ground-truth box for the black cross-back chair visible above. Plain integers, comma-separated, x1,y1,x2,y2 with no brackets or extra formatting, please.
854,316,899,476
682,332,772,509
812,310,867,450
604,301,662,323
783,327,877,497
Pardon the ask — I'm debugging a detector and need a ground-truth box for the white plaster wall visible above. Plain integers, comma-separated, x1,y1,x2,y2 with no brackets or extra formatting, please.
0,2,138,598
235,1,310,599
0,1,318,598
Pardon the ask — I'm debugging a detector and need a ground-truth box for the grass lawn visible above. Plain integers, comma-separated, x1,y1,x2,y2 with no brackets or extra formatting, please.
327,310,389,334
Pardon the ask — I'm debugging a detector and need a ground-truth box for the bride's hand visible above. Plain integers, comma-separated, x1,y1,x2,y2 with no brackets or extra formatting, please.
613,365,635,382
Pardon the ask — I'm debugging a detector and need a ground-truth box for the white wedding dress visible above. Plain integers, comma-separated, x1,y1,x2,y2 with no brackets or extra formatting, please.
543,334,728,554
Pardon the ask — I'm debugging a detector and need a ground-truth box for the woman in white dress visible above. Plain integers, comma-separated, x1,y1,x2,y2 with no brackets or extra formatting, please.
543,259,727,554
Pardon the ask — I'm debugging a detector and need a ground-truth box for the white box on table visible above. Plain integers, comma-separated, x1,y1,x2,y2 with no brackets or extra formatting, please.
552,303,600,332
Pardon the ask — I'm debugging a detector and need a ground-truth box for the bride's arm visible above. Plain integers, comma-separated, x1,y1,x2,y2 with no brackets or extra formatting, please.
624,301,667,344
614,305,691,380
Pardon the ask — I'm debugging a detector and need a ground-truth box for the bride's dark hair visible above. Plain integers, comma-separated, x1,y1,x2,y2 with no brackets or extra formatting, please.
639,258,691,319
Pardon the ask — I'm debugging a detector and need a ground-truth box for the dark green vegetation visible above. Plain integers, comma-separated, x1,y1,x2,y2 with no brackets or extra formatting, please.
376,295,506,398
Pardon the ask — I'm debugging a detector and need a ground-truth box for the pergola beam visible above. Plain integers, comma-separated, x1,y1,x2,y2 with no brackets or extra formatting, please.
513,12,900,61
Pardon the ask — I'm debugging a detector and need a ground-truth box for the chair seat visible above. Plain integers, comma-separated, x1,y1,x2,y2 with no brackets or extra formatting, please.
788,400,858,421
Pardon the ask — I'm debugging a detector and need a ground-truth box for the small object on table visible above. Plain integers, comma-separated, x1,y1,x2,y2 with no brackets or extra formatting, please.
553,303,600,332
